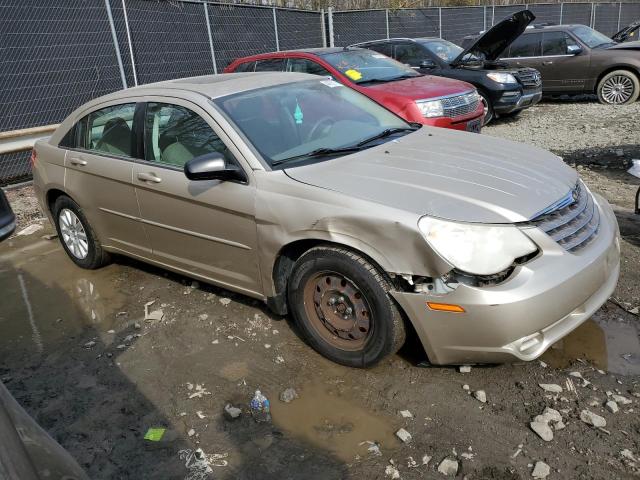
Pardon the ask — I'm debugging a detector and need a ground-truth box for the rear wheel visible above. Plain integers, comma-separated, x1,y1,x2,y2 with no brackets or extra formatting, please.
597,70,640,105
478,90,494,126
287,246,406,368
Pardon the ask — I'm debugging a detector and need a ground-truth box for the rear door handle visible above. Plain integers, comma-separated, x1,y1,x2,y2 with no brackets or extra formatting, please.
137,172,162,184
69,157,87,166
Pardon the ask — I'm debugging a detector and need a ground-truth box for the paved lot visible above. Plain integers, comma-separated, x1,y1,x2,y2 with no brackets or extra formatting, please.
1,99,640,479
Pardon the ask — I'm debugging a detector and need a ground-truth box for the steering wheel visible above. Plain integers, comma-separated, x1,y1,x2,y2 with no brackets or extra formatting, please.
307,117,335,142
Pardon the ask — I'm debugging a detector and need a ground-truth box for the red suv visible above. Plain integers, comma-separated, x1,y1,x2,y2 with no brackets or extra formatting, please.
225,47,484,132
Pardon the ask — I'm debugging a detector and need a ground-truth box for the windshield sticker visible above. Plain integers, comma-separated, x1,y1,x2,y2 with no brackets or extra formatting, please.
344,69,362,81
294,101,303,124
320,79,342,88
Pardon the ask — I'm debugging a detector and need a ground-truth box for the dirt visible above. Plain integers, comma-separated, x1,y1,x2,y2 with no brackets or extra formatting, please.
1,99,640,480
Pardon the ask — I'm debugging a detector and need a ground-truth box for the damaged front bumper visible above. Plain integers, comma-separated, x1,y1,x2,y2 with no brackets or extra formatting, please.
391,194,620,365
494,90,542,115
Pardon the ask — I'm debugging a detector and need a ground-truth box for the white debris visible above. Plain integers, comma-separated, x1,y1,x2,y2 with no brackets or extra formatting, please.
17,224,43,236
532,461,551,479
606,400,619,413
395,428,412,443
198,314,208,321
178,448,228,480
196,411,206,419
580,409,606,428
224,404,242,420
512,445,523,458
422,454,432,466
437,457,459,476
628,159,640,178
116,344,126,350
264,344,271,349
359,440,382,457
187,428,195,437
461,452,475,460
539,360,548,368
462,384,470,391
629,307,639,315
407,456,418,468
211,339,219,344
458,365,471,373
188,384,211,399
539,383,563,393
569,371,583,379
611,394,632,405
84,341,96,348
385,464,400,479
275,355,285,364
399,410,413,418
473,390,487,403
107,330,115,334
144,301,164,322
621,449,638,463
219,298,232,306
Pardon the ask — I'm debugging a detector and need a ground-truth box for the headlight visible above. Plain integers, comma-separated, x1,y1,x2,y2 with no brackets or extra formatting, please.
416,99,444,118
417,216,537,276
487,72,518,84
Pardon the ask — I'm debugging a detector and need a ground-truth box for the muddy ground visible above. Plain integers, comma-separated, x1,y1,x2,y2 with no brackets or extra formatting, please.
1,99,640,480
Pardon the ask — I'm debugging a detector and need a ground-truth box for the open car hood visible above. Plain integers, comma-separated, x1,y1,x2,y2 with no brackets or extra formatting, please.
612,20,640,43
451,10,535,65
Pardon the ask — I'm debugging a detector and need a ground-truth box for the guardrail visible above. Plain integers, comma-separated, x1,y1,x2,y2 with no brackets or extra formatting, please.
0,125,58,156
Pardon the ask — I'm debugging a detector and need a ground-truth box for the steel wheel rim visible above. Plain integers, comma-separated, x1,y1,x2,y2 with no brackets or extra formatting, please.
59,208,89,259
302,271,373,351
602,75,634,104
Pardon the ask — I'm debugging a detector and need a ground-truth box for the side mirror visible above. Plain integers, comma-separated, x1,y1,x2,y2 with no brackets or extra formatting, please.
567,44,582,55
184,152,245,182
418,59,437,69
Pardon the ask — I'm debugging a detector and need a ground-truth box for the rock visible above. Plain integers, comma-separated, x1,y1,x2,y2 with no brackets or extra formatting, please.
630,307,639,315
385,465,400,479
84,341,96,348
116,344,126,350
473,390,487,403
554,421,566,431
530,420,554,442
532,461,551,479
279,388,298,403
462,384,470,391
437,457,459,476
569,371,583,379
611,394,632,405
224,404,242,420
274,356,285,364
539,383,563,393
606,400,619,413
620,449,637,462
187,428,195,437
198,314,208,321
459,365,471,373
399,410,413,418
580,409,606,428
422,454,432,465
134,322,141,329
395,428,412,443
540,407,562,423
219,298,231,306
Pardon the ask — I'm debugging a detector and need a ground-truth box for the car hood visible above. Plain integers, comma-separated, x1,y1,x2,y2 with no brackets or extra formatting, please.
451,10,535,65
364,75,474,100
284,128,578,224
611,20,640,43
606,40,640,50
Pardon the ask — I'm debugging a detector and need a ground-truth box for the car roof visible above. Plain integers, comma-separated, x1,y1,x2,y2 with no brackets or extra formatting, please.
235,46,367,61
524,24,586,32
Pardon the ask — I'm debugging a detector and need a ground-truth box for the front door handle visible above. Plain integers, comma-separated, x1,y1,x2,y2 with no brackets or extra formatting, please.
69,157,87,166
137,172,162,184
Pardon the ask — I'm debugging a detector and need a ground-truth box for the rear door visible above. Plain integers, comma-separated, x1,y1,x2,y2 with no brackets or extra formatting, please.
132,99,261,296
63,102,151,257
536,31,590,92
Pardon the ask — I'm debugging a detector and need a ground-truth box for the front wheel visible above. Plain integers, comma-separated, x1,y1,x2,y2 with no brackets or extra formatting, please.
287,246,406,368
597,70,640,105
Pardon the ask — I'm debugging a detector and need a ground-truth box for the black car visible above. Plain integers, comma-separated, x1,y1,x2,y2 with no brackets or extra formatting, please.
352,10,542,124
612,20,640,43
0,188,16,241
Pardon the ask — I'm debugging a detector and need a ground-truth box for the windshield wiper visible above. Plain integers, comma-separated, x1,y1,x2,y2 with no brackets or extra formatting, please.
356,126,418,147
271,146,364,166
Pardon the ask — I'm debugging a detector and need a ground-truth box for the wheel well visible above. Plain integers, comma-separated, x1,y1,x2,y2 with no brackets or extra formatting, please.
45,188,68,214
595,66,640,90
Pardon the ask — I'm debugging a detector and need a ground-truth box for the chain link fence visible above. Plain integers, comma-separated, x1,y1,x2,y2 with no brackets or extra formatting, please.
1,0,639,185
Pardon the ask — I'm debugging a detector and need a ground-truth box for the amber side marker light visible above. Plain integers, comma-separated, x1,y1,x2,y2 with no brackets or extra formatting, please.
427,302,465,313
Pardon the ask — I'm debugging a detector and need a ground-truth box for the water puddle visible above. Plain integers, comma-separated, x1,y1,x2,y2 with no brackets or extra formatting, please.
542,317,640,376
270,381,399,462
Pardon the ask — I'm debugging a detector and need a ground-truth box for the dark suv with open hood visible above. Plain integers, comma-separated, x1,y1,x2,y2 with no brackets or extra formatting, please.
353,10,542,124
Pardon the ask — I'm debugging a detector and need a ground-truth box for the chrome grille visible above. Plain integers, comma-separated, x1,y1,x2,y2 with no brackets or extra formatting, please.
529,182,600,252
514,69,542,88
441,92,480,118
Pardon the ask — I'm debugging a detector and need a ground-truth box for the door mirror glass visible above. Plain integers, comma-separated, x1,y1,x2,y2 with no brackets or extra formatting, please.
567,44,582,55
419,59,437,69
184,152,244,182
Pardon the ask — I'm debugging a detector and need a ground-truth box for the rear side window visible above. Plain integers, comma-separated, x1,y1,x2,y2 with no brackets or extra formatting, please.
84,103,136,157
144,103,231,168
255,59,286,72
542,32,578,55
365,43,393,57
507,33,541,57
287,58,332,77
234,61,255,72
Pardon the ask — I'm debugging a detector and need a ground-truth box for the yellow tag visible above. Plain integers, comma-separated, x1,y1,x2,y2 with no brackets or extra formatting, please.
344,69,362,81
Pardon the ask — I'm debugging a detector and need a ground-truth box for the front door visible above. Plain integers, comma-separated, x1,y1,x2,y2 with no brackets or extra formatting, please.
132,100,261,296
535,31,590,92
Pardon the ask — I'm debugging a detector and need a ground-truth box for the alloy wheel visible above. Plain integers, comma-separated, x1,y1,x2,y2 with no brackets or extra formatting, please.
601,75,634,104
59,208,89,259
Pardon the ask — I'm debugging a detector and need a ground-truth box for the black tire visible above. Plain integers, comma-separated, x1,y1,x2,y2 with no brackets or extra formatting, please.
287,245,406,368
52,196,110,269
597,70,640,105
478,90,494,126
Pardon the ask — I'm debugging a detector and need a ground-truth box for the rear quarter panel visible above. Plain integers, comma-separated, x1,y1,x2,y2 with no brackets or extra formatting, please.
32,138,66,222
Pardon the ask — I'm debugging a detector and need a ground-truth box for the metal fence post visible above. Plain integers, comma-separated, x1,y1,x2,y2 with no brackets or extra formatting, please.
328,6,334,48
483,5,487,31
385,9,390,39
320,9,327,47
273,7,280,51
559,2,564,25
617,1,622,30
590,2,595,28
104,0,127,89
492,4,495,27
438,7,442,38
121,0,138,86
204,2,217,74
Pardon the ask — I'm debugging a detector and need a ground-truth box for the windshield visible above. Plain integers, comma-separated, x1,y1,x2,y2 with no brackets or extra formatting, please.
215,79,413,168
322,49,421,84
419,39,464,63
572,26,616,48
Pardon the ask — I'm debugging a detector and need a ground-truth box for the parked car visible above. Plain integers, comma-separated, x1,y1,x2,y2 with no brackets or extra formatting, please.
224,47,484,133
0,188,16,241
351,10,542,124
464,23,640,104
33,73,619,367
612,19,640,43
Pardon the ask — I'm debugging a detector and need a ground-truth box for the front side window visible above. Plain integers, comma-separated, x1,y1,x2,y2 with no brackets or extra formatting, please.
507,33,542,57
419,39,463,63
542,32,578,55
85,103,136,157
215,79,413,168
571,26,614,48
287,58,332,77
255,58,286,72
321,49,421,84
144,103,230,168
394,43,427,66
